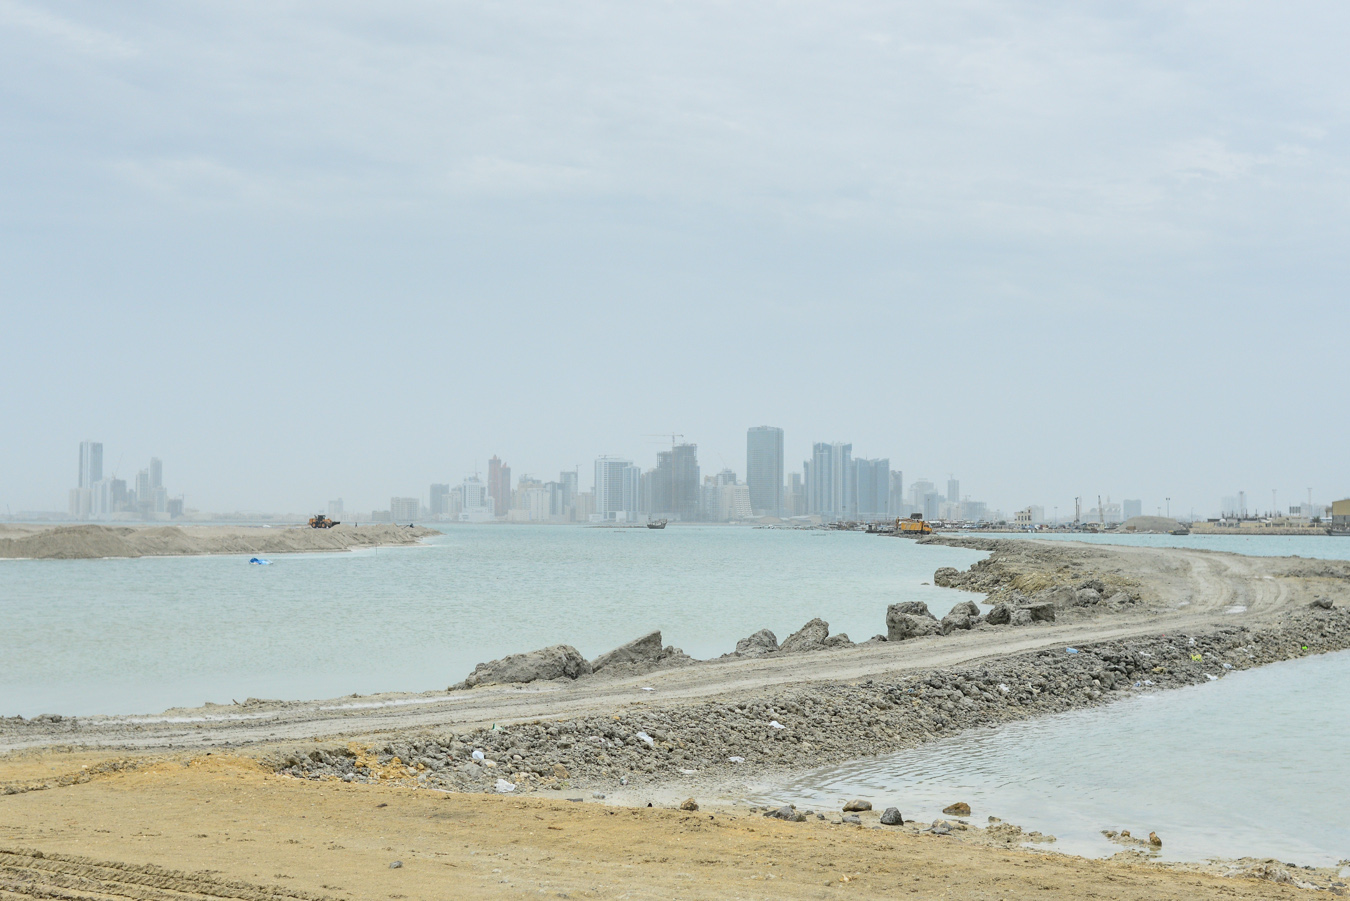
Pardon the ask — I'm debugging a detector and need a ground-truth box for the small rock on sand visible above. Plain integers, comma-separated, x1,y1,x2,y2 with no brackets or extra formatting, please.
842,799,872,812
880,807,904,825
679,798,699,811
942,802,971,816
1149,831,1162,847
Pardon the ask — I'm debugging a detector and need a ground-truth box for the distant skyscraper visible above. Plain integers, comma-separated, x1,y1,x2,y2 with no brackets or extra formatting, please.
947,478,959,505
746,426,784,517
1123,499,1142,520
888,470,905,516
807,442,853,520
429,484,451,516
78,440,103,488
460,476,493,521
135,469,151,510
486,456,511,520
328,498,344,519
390,497,420,522
651,444,700,520
909,479,935,511
150,458,163,491
594,457,640,521
853,458,890,519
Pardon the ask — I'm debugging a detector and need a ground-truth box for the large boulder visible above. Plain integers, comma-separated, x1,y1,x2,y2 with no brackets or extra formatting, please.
1023,601,1056,623
948,600,981,618
591,631,663,673
933,567,963,587
1036,586,1077,608
733,629,779,657
940,612,976,634
591,630,694,675
984,603,1012,626
779,618,831,653
887,602,940,641
1009,607,1034,626
1075,588,1102,607
459,645,591,688
822,633,854,649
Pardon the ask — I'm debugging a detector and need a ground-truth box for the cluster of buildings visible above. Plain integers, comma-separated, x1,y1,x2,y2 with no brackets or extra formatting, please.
359,427,1000,525
67,440,183,519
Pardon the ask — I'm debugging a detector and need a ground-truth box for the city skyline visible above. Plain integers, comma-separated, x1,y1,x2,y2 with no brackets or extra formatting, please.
39,436,1345,526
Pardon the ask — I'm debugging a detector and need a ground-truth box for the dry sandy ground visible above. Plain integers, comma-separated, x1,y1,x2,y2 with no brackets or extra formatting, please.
0,523,437,559
0,752,1324,901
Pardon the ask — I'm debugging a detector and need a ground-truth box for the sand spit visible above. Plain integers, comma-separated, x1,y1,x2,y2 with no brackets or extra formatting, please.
0,523,438,559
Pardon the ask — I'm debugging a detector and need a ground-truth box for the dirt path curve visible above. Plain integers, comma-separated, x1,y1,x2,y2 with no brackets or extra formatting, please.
3,539,1344,755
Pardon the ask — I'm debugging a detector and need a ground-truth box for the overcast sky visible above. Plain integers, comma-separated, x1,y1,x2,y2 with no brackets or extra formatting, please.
2,1,1347,517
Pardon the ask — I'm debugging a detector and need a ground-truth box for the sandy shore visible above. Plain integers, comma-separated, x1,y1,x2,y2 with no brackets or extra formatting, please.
3,538,1348,898
0,522,439,559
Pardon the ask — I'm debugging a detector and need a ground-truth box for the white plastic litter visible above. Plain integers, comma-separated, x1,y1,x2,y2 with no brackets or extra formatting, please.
997,683,1010,694
1205,673,1218,681
728,756,745,763
639,686,654,692
635,731,655,748
1065,647,1079,654
471,749,485,760
494,778,516,793
769,720,785,730
1222,663,1233,670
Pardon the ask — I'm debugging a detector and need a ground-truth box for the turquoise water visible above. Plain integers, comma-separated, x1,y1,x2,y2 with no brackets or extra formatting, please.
0,525,985,717
979,530,1350,560
760,649,1350,866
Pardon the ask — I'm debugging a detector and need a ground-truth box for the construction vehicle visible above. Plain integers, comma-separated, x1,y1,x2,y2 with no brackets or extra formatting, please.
308,513,339,529
895,513,933,536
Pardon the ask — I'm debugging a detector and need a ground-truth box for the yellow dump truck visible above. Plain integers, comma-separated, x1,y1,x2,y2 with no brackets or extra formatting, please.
896,514,933,536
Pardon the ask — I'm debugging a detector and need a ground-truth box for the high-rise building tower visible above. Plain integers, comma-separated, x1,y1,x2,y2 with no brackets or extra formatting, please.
78,440,103,488
888,470,905,515
487,456,511,520
429,484,451,516
806,442,853,520
150,458,163,490
854,458,890,519
650,444,701,521
594,457,641,521
746,426,784,517
947,478,959,505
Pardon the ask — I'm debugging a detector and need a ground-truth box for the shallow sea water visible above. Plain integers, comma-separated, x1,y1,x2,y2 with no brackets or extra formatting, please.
757,649,1350,867
0,525,984,717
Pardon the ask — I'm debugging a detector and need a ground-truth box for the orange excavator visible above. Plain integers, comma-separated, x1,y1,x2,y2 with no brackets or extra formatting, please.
308,513,340,529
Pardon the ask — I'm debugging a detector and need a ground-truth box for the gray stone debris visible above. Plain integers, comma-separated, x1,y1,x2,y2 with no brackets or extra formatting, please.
733,629,779,657
842,799,871,812
458,644,592,689
880,807,904,826
842,814,862,825
1312,597,1334,609
779,618,831,653
949,601,981,618
590,631,694,675
984,603,1012,626
763,805,807,822
1076,588,1103,606
886,602,941,641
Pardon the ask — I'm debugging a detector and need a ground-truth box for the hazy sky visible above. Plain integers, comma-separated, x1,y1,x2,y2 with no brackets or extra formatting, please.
3,1,1347,517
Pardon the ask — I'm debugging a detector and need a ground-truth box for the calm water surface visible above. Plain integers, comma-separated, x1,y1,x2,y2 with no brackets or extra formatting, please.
0,525,984,717
757,650,1350,866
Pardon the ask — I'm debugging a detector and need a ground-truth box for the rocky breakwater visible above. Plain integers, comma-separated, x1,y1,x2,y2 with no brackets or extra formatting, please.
455,618,869,690
280,607,1350,796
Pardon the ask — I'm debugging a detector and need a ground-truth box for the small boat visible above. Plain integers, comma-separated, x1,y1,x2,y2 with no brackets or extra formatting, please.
646,519,668,530
1169,529,1190,536
249,557,272,565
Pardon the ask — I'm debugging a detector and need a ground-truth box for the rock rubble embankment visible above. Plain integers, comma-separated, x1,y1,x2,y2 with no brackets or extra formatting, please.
0,523,438,559
281,608,1350,796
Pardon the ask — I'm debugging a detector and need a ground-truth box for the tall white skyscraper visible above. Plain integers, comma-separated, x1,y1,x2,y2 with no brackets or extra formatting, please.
78,440,103,488
594,456,640,521
806,442,853,520
746,426,784,517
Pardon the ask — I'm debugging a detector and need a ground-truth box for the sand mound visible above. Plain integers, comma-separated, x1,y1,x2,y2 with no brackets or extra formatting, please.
0,524,437,559
1121,516,1185,533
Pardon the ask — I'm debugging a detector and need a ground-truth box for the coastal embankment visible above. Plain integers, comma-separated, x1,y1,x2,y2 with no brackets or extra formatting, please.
3,537,1348,897
0,523,438,559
